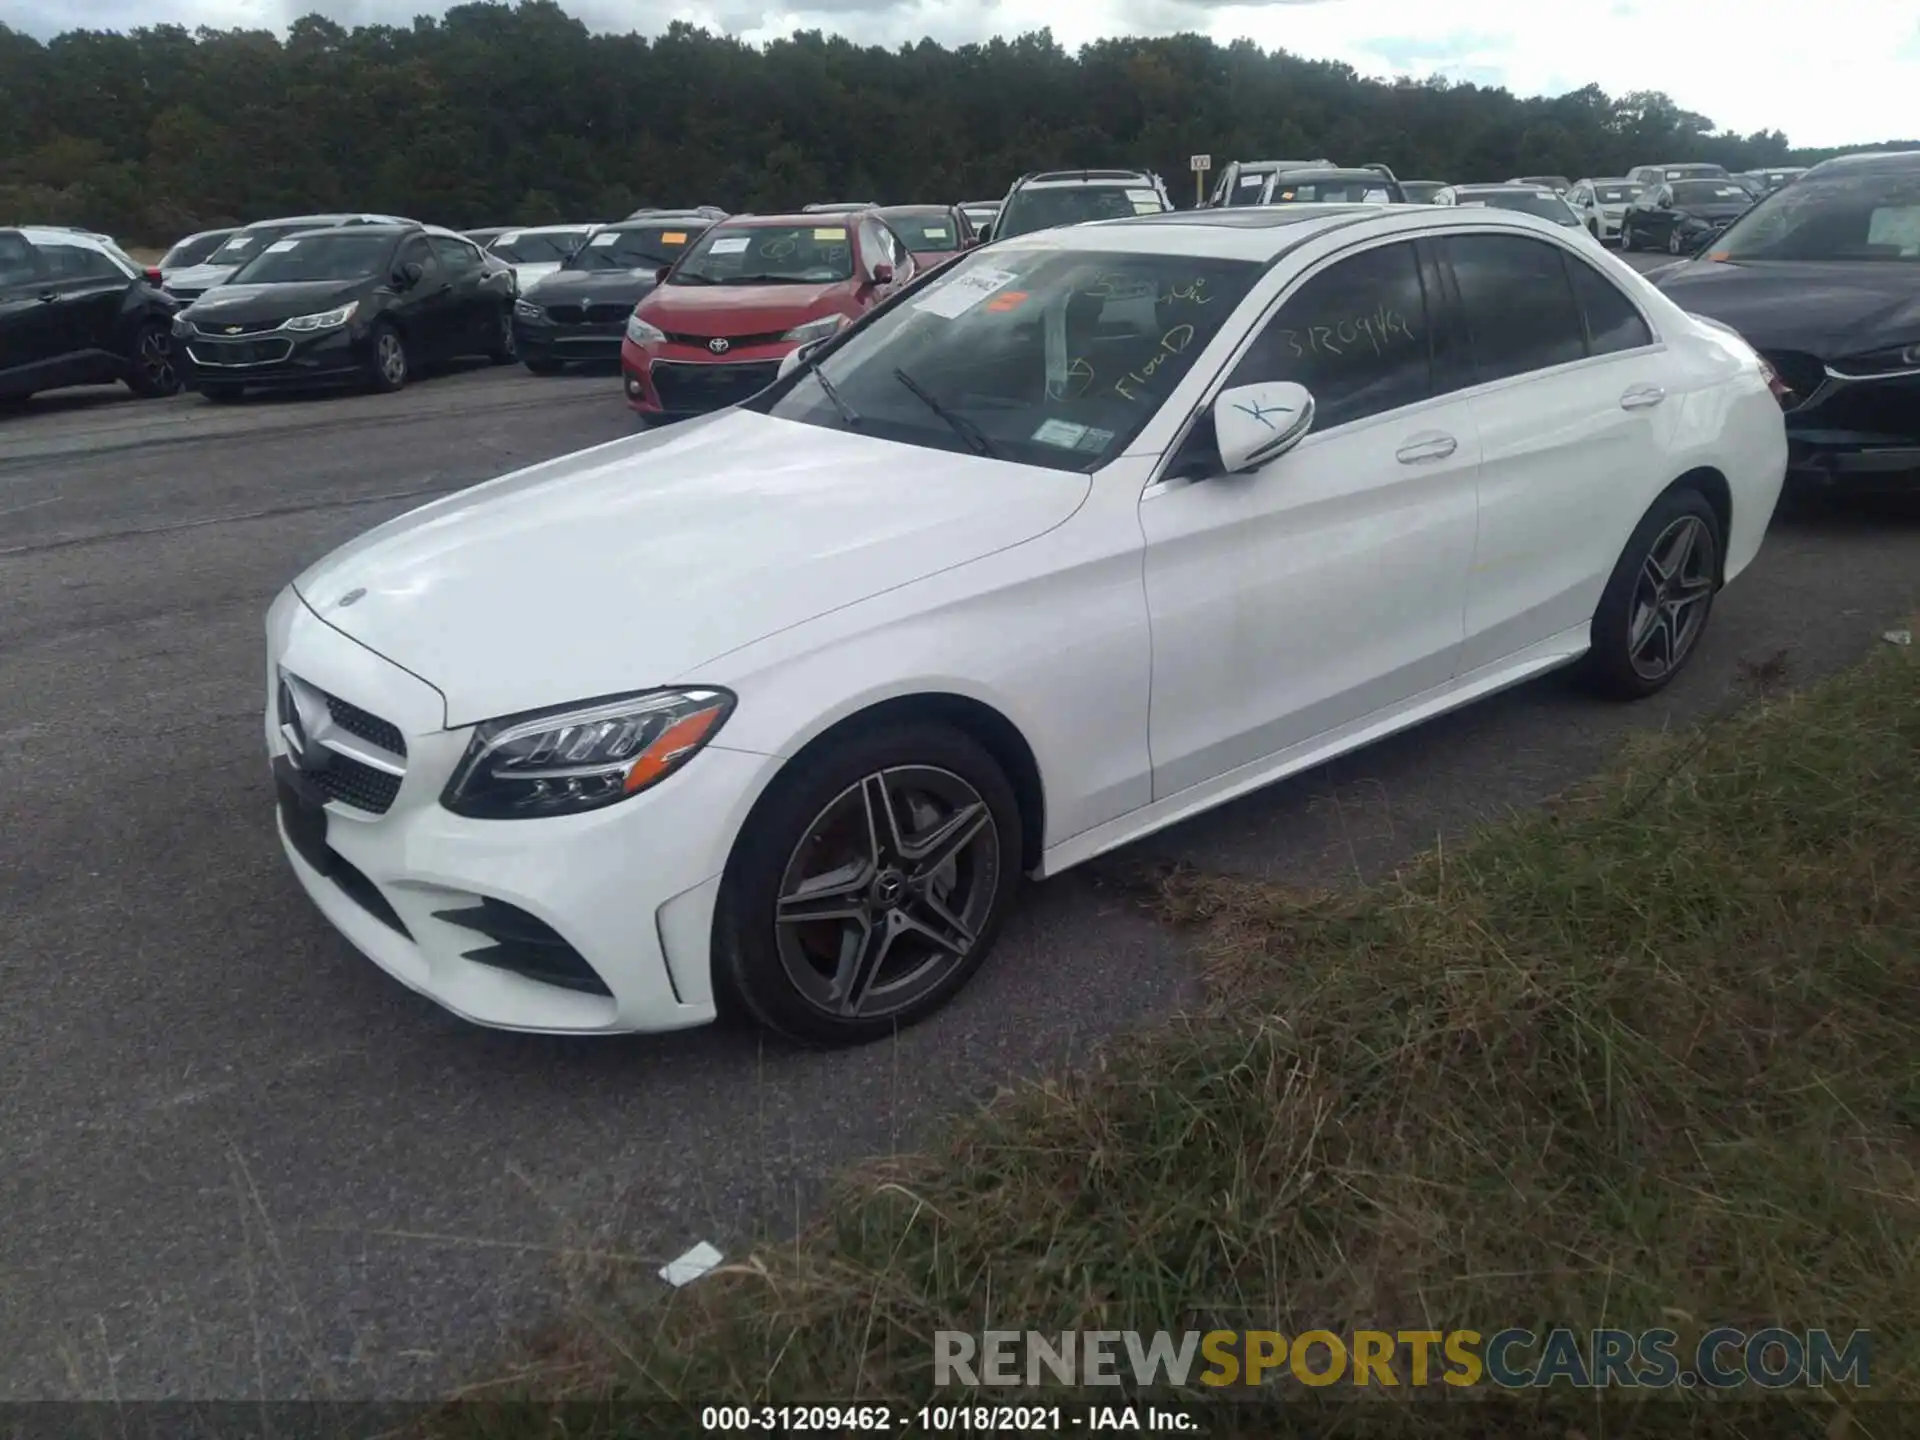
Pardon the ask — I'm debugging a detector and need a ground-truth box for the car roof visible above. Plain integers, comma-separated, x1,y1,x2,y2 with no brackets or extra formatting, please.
493,222,597,233
1269,168,1393,183
705,212,858,228
1805,149,1920,174
1017,169,1159,188
239,212,407,230
1455,183,1557,193
986,203,1591,262
877,204,952,215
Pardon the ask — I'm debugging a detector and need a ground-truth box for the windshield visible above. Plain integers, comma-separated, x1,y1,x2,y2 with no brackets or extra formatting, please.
747,247,1261,472
1595,184,1641,203
208,224,338,266
567,225,698,272
1711,170,1920,262
1224,171,1276,206
226,232,392,284
1673,181,1751,206
491,228,592,264
1270,178,1392,203
884,213,963,252
161,232,229,269
670,224,854,283
1462,191,1578,224
997,185,1165,239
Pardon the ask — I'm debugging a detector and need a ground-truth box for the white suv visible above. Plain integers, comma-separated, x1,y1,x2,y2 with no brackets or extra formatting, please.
1568,178,1647,244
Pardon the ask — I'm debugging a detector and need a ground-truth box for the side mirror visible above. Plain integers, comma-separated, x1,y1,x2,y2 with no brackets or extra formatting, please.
776,338,826,381
395,260,424,288
1213,381,1315,474
870,263,894,286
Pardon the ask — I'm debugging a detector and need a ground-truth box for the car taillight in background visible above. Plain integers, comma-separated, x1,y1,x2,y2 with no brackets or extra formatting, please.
143,266,164,284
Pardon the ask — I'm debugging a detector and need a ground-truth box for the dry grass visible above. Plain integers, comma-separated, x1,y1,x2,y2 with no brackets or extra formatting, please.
433,635,1919,1437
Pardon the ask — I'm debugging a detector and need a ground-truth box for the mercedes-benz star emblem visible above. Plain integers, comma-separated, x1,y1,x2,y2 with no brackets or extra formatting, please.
337,588,365,608
707,337,730,354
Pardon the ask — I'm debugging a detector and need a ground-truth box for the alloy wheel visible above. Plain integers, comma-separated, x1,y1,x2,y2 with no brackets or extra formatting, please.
773,764,1001,1020
379,332,407,385
138,327,178,392
1628,514,1715,681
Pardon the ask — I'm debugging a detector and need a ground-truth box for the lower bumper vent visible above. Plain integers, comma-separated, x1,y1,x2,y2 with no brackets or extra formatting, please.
433,898,613,996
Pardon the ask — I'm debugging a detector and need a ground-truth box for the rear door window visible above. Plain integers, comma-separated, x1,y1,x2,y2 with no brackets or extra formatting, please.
1442,234,1587,383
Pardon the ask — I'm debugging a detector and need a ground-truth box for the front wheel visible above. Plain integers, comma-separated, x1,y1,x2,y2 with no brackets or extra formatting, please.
713,722,1024,1046
1668,227,1686,256
366,322,409,393
487,306,517,365
1620,223,1636,252
125,321,182,398
1581,488,1721,699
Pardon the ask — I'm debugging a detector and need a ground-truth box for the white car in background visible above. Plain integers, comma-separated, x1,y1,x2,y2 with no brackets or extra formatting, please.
266,203,1786,1046
1569,178,1646,244
1433,184,1607,251
480,223,601,288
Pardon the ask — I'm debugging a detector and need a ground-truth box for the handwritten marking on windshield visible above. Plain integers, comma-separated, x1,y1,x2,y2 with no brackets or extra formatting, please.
1113,324,1196,402
1279,306,1415,358
1046,357,1097,401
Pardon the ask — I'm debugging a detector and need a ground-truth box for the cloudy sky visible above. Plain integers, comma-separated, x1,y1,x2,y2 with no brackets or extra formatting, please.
9,0,1918,148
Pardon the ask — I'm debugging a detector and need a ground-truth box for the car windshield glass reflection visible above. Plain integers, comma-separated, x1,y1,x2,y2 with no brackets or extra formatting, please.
1672,182,1751,206
209,225,326,265
493,229,592,264
161,233,228,268
1271,180,1388,203
567,226,696,272
885,213,962,252
748,248,1261,472
670,224,855,284
1712,173,1920,262
996,187,1158,239
1462,191,1579,223
228,233,392,284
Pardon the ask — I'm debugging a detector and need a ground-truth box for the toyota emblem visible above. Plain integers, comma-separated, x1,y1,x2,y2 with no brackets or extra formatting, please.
708,337,730,354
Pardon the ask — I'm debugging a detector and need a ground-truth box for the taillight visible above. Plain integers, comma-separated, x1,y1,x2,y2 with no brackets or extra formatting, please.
143,266,163,284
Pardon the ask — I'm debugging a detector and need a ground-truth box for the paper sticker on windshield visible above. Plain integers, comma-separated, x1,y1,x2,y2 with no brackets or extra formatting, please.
913,266,1018,319
589,233,621,246
264,239,300,253
923,226,949,238
1238,175,1263,187
661,231,687,244
498,231,522,245
1867,206,1920,252
1126,189,1158,205
813,227,846,240
1133,201,1161,214
709,235,751,254
226,237,254,249
1032,418,1088,448
1365,189,1389,202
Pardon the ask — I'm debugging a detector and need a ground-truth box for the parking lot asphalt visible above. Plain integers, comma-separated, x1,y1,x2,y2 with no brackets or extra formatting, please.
4,284,1918,1396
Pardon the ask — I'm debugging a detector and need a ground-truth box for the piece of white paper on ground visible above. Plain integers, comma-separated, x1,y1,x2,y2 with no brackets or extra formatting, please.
660,1240,724,1287
1884,629,1912,646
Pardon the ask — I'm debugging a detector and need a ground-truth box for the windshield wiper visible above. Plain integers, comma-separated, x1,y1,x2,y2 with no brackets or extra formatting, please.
806,360,860,427
892,368,997,458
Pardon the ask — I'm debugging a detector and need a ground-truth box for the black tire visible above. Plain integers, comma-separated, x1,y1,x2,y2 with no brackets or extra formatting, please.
1581,486,1722,700
523,355,563,376
125,320,182,398
200,384,245,403
712,721,1024,1046
1668,227,1685,256
487,306,518,365
1620,223,1636,252
366,321,409,393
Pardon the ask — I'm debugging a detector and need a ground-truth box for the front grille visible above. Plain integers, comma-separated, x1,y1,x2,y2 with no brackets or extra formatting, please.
651,358,781,413
278,672,407,816
1760,350,1827,410
432,898,613,996
192,318,284,337
188,337,295,367
663,328,790,349
545,302,632,326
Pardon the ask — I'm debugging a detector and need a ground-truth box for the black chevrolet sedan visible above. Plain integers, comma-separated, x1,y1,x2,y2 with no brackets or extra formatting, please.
1654,150,1920,492
1621,178,1754,255
174,224,516,400
514,217,711,373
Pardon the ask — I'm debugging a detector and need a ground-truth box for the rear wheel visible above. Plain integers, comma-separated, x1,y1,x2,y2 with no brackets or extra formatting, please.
1582,487,1721,699
713,722,1024,1046
1620,222,1637,252
487,306,517,365
125,320,182,398
1668,227,1686,256
366,322,409,393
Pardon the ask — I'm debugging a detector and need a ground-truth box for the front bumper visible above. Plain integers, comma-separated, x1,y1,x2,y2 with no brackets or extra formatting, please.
264,586,763,1034
621,336,793,417
181,325,368,389
514,316,627,365
1772,366,1920,492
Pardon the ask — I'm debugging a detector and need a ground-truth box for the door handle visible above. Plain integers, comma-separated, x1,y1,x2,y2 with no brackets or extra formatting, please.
1395,433,1457,464
1620,385,1666,410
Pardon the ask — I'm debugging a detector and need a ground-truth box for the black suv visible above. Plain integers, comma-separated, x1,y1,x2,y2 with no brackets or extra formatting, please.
172,223,517,400
0,226,183,403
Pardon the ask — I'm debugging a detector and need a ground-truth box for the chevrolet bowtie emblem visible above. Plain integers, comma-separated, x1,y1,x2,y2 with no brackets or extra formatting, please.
225,325,242,334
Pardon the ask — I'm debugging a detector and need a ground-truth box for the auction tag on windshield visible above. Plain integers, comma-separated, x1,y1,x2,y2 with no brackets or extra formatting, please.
1032,418,1089,448
923,226,949,238
589,233,621,246
913,266,1018,319
265,239,300,252
226,237,254,249
813,227,846,240
1238,175,1262,187
709,235,751,254
498,231,522,245
1126,189,1158,205
662,231,687,244
1365,189,1389,202
1133,201,1161,214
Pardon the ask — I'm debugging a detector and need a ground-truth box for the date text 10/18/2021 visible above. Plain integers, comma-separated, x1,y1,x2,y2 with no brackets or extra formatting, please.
700,1403,1199,1432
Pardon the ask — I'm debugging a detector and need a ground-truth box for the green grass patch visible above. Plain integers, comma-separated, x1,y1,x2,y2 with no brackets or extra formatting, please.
439,637,1919,1436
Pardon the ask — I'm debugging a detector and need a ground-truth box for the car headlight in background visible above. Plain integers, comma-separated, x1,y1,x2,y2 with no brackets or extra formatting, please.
514,298,547,322
440,688,735,819
783,314,849,345
284,301,359,332
625,313,666,346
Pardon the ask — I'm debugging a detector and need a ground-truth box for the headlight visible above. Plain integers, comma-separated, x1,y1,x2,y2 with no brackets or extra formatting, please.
440,688,734,820
283,301,358,332
171,316,194,337
514,298,547,322
783,314,849,345
625,313,666,345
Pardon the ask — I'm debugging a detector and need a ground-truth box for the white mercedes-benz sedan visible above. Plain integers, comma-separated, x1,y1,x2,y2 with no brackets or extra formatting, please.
267,204,1788,1046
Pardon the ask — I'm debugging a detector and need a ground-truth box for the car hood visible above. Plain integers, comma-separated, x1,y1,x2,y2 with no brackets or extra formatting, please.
510,261,562,286
164,261,242,293
183,280,365,324
292,409,1090,726
637,280,852,338
1653,260,1920,357
524,267,661,307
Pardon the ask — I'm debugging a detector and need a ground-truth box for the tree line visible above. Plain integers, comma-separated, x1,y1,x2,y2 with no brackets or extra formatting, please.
1,2,1912,247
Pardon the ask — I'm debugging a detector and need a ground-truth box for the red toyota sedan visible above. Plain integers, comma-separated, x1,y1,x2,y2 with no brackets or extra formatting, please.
620,211,916,420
